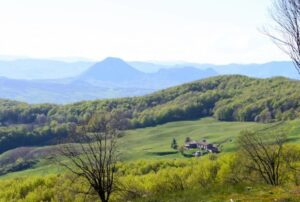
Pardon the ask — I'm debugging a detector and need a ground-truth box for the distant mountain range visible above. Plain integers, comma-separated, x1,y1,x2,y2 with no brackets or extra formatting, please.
129,61,299,79
184,61,299,79
0,57,217,103
0,57,298,103
77,57,217,89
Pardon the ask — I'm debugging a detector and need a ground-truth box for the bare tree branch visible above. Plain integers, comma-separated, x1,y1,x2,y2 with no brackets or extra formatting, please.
58,112,125,202
237,130,287,186
264,0,300,74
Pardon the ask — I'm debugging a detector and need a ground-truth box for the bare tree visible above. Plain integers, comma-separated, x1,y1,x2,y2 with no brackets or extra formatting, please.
59,112,124,202
264,0,300,73
237,130,287,186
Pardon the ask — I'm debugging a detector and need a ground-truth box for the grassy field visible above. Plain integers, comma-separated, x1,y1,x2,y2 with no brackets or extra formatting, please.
119,117,266,161
2,117,300,179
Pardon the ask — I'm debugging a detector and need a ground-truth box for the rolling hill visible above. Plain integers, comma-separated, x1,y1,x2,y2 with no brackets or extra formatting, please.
0,75,300,154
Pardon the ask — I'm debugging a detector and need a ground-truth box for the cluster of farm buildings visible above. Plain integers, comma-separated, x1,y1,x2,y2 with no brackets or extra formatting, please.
185,139,219,156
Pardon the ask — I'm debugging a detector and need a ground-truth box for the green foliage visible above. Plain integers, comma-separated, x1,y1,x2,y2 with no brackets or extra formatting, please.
0,174,99,202
1,155,299,202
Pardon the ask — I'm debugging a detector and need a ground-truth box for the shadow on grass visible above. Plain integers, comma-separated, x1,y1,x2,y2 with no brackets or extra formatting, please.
149,151,179,156
181,153,194,158
147,151,194,158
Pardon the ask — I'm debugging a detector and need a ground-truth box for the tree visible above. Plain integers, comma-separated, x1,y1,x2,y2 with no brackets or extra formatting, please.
171,138,178,150
185,137,191,143
237,130,287,186
59,112,124,202
265,0,300,73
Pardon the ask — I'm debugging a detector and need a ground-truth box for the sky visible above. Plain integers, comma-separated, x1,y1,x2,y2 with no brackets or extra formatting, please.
0,0,290,64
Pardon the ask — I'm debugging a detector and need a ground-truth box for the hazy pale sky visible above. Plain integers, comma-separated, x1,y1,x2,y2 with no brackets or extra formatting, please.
0,0,290,64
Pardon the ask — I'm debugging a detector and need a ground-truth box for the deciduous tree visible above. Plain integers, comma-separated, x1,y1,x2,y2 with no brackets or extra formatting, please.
265,0,300,73
59,112,124,202
237,130,287,186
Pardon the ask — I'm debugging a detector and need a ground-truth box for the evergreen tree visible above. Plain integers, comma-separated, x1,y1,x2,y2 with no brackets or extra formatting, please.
171,138,178,150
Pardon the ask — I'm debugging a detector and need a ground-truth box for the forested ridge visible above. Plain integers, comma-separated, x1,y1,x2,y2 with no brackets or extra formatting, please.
1,75,300,153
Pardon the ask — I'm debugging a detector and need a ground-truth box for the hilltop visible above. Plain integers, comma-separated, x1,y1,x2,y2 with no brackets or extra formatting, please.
79,57,144,82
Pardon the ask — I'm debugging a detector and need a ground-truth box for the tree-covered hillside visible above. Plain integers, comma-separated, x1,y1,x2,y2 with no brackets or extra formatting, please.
1,75,300,153
25,75,300,125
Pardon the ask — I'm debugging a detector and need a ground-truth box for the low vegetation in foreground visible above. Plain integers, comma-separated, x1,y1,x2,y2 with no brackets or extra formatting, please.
1,153,300,202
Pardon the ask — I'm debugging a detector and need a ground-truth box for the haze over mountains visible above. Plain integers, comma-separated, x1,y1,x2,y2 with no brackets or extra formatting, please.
0,57,297,103
130,61,299,79
0,59,93,79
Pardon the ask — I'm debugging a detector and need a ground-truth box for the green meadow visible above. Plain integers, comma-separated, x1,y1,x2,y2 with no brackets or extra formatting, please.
119,117,265,160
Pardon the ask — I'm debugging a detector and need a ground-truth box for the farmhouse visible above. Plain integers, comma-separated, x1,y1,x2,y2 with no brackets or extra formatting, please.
185,141,198,149
185,139,219,153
